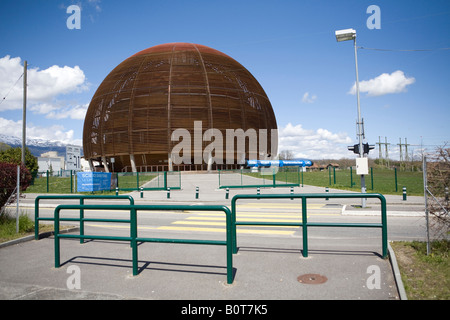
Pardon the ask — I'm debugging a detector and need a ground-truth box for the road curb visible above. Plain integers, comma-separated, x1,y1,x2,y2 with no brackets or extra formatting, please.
388,242,408,300
0,227,79,249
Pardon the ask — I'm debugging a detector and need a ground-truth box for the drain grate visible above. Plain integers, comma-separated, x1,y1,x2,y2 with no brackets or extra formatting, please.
297,274,327,284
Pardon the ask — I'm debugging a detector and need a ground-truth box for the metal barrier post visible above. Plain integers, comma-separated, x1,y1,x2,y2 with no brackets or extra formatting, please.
140,187,144,199
403,187,407,201
195,186,199,199
381,196,388,258
80,198,84,244
130,207,138,276
167,187,171,199
54,208,60,268
301,196,308,257
226,188,229,199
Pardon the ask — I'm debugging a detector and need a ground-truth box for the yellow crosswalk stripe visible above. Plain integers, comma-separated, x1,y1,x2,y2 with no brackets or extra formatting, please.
87,201,341,236
187,216,301,223
193,212,303,218
87,223,297,235
236,203,324,209
157,226,295,235
172,220,296,228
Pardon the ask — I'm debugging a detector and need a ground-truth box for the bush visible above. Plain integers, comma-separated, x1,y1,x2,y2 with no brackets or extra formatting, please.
0,147,38,173
0,163,31,209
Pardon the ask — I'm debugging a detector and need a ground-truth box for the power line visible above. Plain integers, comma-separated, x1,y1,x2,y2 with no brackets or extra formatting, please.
0,72,24,106
358,46,450,52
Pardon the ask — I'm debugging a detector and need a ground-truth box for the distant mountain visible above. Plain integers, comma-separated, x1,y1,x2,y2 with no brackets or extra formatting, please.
0,134,83,157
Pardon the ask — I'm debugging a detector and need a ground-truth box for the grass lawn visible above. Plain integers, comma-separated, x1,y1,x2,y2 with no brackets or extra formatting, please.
0,212,35,242
0,210,74,243
391,240,449,300
279,168,423,196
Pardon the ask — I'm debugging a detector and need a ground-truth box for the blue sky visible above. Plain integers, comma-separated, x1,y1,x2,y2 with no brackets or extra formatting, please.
0,0,449,160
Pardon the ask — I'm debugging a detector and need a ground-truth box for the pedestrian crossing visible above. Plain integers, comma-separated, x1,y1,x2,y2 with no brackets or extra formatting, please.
155,202,340,236
86,202,342,236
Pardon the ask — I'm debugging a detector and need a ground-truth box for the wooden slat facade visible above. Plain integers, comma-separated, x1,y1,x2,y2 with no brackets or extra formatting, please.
83,43,277,172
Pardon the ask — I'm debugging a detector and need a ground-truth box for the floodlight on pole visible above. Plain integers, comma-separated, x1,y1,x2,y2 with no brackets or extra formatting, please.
335,28,367,207
335,28,356,42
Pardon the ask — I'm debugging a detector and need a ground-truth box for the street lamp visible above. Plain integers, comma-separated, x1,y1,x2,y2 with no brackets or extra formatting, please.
335,28,367,207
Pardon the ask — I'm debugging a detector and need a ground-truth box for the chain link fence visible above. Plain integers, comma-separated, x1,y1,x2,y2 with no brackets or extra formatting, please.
26,170,181,193
423,148,449,248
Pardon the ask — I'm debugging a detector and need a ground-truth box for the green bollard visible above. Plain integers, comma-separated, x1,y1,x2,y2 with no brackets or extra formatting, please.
167,187,171,199
140,187,143,199
226,188,229,200
195,186,199,199
403,186,407,201
325,187,329,200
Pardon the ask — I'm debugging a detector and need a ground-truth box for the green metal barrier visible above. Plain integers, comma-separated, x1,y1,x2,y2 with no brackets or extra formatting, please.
231,193,388,259
115,171,181,191
218,167,300,189
34,195,134,241
53,204,234,284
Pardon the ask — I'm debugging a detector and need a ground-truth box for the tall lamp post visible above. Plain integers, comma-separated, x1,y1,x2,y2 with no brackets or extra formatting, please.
335,28,367,207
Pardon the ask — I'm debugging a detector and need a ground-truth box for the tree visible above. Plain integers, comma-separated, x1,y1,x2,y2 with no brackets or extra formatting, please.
0,147,38,173
278,150,294,160
426,145,449,239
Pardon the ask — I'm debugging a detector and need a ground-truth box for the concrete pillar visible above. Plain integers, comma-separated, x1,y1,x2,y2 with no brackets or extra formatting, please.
207,151,213,171
101,156,109,172
88,159,94,171
168,152,173,171
130,154,137,173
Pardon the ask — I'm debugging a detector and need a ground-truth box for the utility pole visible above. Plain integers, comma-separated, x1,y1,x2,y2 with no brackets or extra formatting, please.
398,138,403,163
405,138,410,162
377,136,383,165
397,138,410,168
376,136,391,168
385,137,390,168
21,60,27,165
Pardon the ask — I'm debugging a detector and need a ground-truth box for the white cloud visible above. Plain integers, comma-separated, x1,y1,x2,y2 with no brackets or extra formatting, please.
45,103,89,120
0,55,88,111
88,0,102,12
301,92,317,103
278,123,352,159
0,116,82,145
349,70,415,96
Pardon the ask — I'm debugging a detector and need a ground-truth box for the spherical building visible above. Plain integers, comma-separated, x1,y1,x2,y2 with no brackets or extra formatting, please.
83,43,277,172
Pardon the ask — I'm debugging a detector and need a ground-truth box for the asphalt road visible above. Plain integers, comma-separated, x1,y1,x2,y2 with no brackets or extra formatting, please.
0,172,427,302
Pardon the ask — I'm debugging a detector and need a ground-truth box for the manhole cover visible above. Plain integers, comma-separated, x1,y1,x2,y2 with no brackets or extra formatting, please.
297,274,327,284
